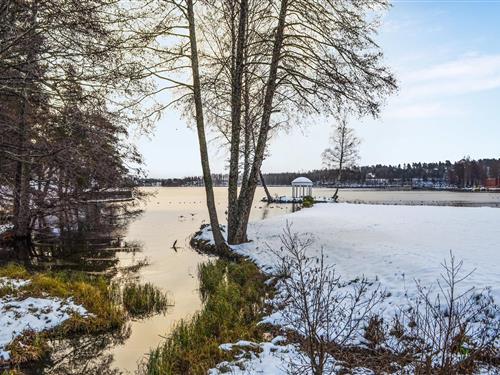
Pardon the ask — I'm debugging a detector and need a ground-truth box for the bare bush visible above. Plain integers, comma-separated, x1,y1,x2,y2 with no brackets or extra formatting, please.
391,252,499,374
271,223,384,375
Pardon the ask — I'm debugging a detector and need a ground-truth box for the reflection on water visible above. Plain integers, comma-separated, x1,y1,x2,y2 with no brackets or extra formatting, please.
42,325,132,375
1,202,146,277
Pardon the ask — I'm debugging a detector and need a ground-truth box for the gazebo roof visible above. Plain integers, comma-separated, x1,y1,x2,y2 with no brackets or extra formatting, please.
291,176,313,186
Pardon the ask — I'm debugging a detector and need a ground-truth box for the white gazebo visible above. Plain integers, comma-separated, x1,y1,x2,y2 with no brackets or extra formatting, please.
291,177,313,199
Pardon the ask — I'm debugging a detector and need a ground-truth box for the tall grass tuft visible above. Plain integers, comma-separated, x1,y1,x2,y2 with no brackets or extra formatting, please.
145,259,270,375
122,282,170,318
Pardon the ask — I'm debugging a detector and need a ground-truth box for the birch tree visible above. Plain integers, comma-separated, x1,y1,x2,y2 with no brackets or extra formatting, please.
170,0,396,244
226,0,397,243
322,116,360,201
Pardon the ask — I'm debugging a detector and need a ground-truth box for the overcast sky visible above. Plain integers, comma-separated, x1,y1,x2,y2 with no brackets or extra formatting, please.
132,1,500,178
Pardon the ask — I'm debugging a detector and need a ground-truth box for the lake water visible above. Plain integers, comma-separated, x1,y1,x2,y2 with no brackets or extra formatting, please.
48,187,500,373
106,187,294,373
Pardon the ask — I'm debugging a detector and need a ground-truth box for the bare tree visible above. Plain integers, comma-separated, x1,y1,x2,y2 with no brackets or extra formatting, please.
185,0,228,251
272,223,384,375
226,0,397,244
321,115,361,201
168,0,395,244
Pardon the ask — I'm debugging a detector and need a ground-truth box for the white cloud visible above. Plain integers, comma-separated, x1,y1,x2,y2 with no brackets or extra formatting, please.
402,54,500,98
384,102,464,120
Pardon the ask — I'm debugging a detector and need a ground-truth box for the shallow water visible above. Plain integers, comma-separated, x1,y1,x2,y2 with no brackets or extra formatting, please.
105,187,293,373
38,186,499,373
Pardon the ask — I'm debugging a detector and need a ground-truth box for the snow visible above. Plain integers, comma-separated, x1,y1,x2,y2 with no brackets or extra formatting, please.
239,204,500,317
208,340,305,375
209,339,373,375
0,277,30,290
202,203,500,374
0,223,13,235
291,177,313,185
0,278,88,362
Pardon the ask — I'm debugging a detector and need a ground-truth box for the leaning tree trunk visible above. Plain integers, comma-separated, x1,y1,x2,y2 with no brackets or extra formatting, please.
260,171,273,202
186,0,226,251
229,0,289,244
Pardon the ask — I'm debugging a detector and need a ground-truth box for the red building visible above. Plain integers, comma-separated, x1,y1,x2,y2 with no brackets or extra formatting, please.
484,177,500,188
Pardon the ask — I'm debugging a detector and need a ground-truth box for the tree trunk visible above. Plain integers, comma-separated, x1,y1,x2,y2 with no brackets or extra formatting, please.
260,171,273,202
241,57,252,189
231,0,289,244
13,70,32,239
227,0,249,244
333,161,343,202
15,159,31,238
186,0,226,251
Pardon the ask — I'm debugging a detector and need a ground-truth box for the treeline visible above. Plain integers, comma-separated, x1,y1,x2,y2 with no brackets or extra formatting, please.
139,174,228,187
142,158,500,188
262,158,500,187
0,0,160,239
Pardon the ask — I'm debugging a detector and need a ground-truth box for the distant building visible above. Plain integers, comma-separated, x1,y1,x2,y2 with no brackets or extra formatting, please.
484,177,500,189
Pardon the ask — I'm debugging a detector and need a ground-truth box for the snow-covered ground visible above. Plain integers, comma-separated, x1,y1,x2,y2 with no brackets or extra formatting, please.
201,203,500,374
243,204,499,313
0,278,88,362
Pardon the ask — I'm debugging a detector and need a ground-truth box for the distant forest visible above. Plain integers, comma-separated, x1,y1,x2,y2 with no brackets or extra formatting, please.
139,158,500,188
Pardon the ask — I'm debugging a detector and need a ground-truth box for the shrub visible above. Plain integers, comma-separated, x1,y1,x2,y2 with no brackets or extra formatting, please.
302,195,315,208
272,223,383,375
390,252,499,374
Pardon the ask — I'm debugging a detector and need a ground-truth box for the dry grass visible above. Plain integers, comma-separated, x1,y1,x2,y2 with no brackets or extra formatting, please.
0,262,168,369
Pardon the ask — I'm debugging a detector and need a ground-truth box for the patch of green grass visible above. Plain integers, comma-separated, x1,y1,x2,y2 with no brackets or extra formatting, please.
0,263,169,368
302,195,315,208
22,271,126,334
122,282,171,318
1,369,23,375
145,259,270,375
0,265,127,367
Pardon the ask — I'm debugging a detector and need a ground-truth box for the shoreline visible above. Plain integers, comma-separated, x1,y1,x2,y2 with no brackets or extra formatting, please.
138,185,500,193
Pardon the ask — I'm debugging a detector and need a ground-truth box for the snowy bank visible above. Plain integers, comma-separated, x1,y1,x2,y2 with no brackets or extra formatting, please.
0,278,88,362
198,203,500,373
198,203,500,309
